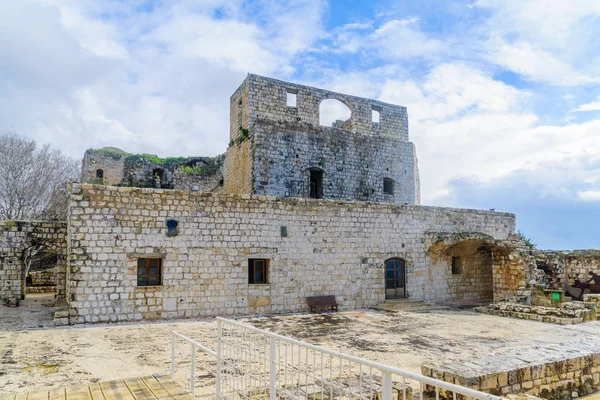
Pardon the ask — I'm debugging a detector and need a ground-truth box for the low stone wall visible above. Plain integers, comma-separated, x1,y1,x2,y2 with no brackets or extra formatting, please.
583,294,600,318
475,301,597,324
422,338,600,399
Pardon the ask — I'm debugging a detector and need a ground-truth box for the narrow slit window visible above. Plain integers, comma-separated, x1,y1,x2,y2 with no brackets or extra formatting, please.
249,259,269,284
451,256,461,275
137,258,162,286
238,99,243,128
286,90,297,107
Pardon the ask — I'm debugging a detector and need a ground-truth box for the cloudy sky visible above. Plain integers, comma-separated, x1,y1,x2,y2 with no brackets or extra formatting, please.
1,0,599,249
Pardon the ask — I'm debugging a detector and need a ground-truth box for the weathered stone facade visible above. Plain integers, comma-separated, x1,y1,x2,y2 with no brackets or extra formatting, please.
0,221,66,305
65,183,515,324
224,74,420,204
1,74,556,326
82,148,224,192
534,250,600,284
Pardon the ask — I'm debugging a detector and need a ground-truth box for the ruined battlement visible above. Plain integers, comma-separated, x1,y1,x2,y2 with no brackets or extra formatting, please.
81,148,224,192
230,74,408,140
225,74,420,204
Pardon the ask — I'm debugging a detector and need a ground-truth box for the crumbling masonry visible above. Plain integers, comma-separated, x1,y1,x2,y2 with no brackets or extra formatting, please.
1,74,597,326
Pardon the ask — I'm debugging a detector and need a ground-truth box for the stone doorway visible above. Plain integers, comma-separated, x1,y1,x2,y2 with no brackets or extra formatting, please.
385,258,406,299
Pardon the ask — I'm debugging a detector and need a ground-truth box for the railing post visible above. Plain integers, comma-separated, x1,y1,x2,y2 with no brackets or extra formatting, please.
216,319,222,399
269,337,277,400
382,371,392,400
190,344,196,395
171,334,176,376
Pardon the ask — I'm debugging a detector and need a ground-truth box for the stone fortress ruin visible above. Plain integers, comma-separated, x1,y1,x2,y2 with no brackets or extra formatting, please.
1,74,599,326
3,74,600,400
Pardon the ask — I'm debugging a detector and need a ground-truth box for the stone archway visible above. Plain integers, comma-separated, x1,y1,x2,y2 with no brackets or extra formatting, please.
22,244,60,300
0,221,67,307
428,232,531,302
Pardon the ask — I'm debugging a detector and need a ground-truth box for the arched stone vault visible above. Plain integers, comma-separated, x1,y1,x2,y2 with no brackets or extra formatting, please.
0,221,67,306
427,232,534,302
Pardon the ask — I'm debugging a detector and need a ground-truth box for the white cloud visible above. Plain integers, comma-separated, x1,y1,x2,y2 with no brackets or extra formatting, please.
474,0,600,86
575,97,600,112
578,191,600,202
320,17,444,60
474,0,600,48
376,63,600,204
2,0,600,213
0,0,324,158
485,40,599,86
369,18,444,59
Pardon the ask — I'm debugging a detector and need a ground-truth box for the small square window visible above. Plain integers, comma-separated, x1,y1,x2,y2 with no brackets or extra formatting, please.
451,256,461,275
138,258,162,286
286,90,297,107
383,178,394,195
249,259,269,284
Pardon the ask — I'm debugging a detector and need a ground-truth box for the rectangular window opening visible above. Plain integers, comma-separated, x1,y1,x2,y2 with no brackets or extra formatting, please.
383,178,394,195
372,106,381,123
286,90,297,107
451,256,461,275
137,258,162,286
309,170,323,199
249,259,269,284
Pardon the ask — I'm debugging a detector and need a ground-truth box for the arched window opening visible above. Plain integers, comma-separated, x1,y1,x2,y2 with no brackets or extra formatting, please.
309,168,323,199
385,257,406,299
319,99,352,128
152,168,165,187
372,105,381,123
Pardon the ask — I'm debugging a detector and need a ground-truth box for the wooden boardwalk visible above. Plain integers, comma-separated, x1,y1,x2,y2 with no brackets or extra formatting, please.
0,375,196,400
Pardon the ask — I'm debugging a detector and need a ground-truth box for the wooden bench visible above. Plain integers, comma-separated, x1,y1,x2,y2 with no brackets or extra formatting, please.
307,295,339,312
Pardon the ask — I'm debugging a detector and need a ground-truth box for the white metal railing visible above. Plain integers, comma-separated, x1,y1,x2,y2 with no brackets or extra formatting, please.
171,317,503,400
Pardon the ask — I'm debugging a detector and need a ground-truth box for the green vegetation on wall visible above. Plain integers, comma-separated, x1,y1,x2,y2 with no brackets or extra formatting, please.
517,230,537,249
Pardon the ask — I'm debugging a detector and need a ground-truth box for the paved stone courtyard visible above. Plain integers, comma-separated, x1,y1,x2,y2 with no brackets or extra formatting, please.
2,302,600,395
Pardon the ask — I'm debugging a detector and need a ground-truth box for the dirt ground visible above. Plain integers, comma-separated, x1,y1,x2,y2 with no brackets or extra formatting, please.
2,300,600,395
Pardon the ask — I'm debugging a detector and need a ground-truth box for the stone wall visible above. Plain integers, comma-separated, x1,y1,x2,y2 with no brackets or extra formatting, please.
224,74,420,204
66,183,516,324
83,148,224,192
239,74,409,140
428,240,494,302
533,250,600,294
173,156,225,193
251,119,418,204
423,339,600,399
30,268,56,286
81,148,127,185
0,221,67,304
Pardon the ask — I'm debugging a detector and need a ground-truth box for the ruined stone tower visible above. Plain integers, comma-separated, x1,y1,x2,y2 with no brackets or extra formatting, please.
224,74,421,204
